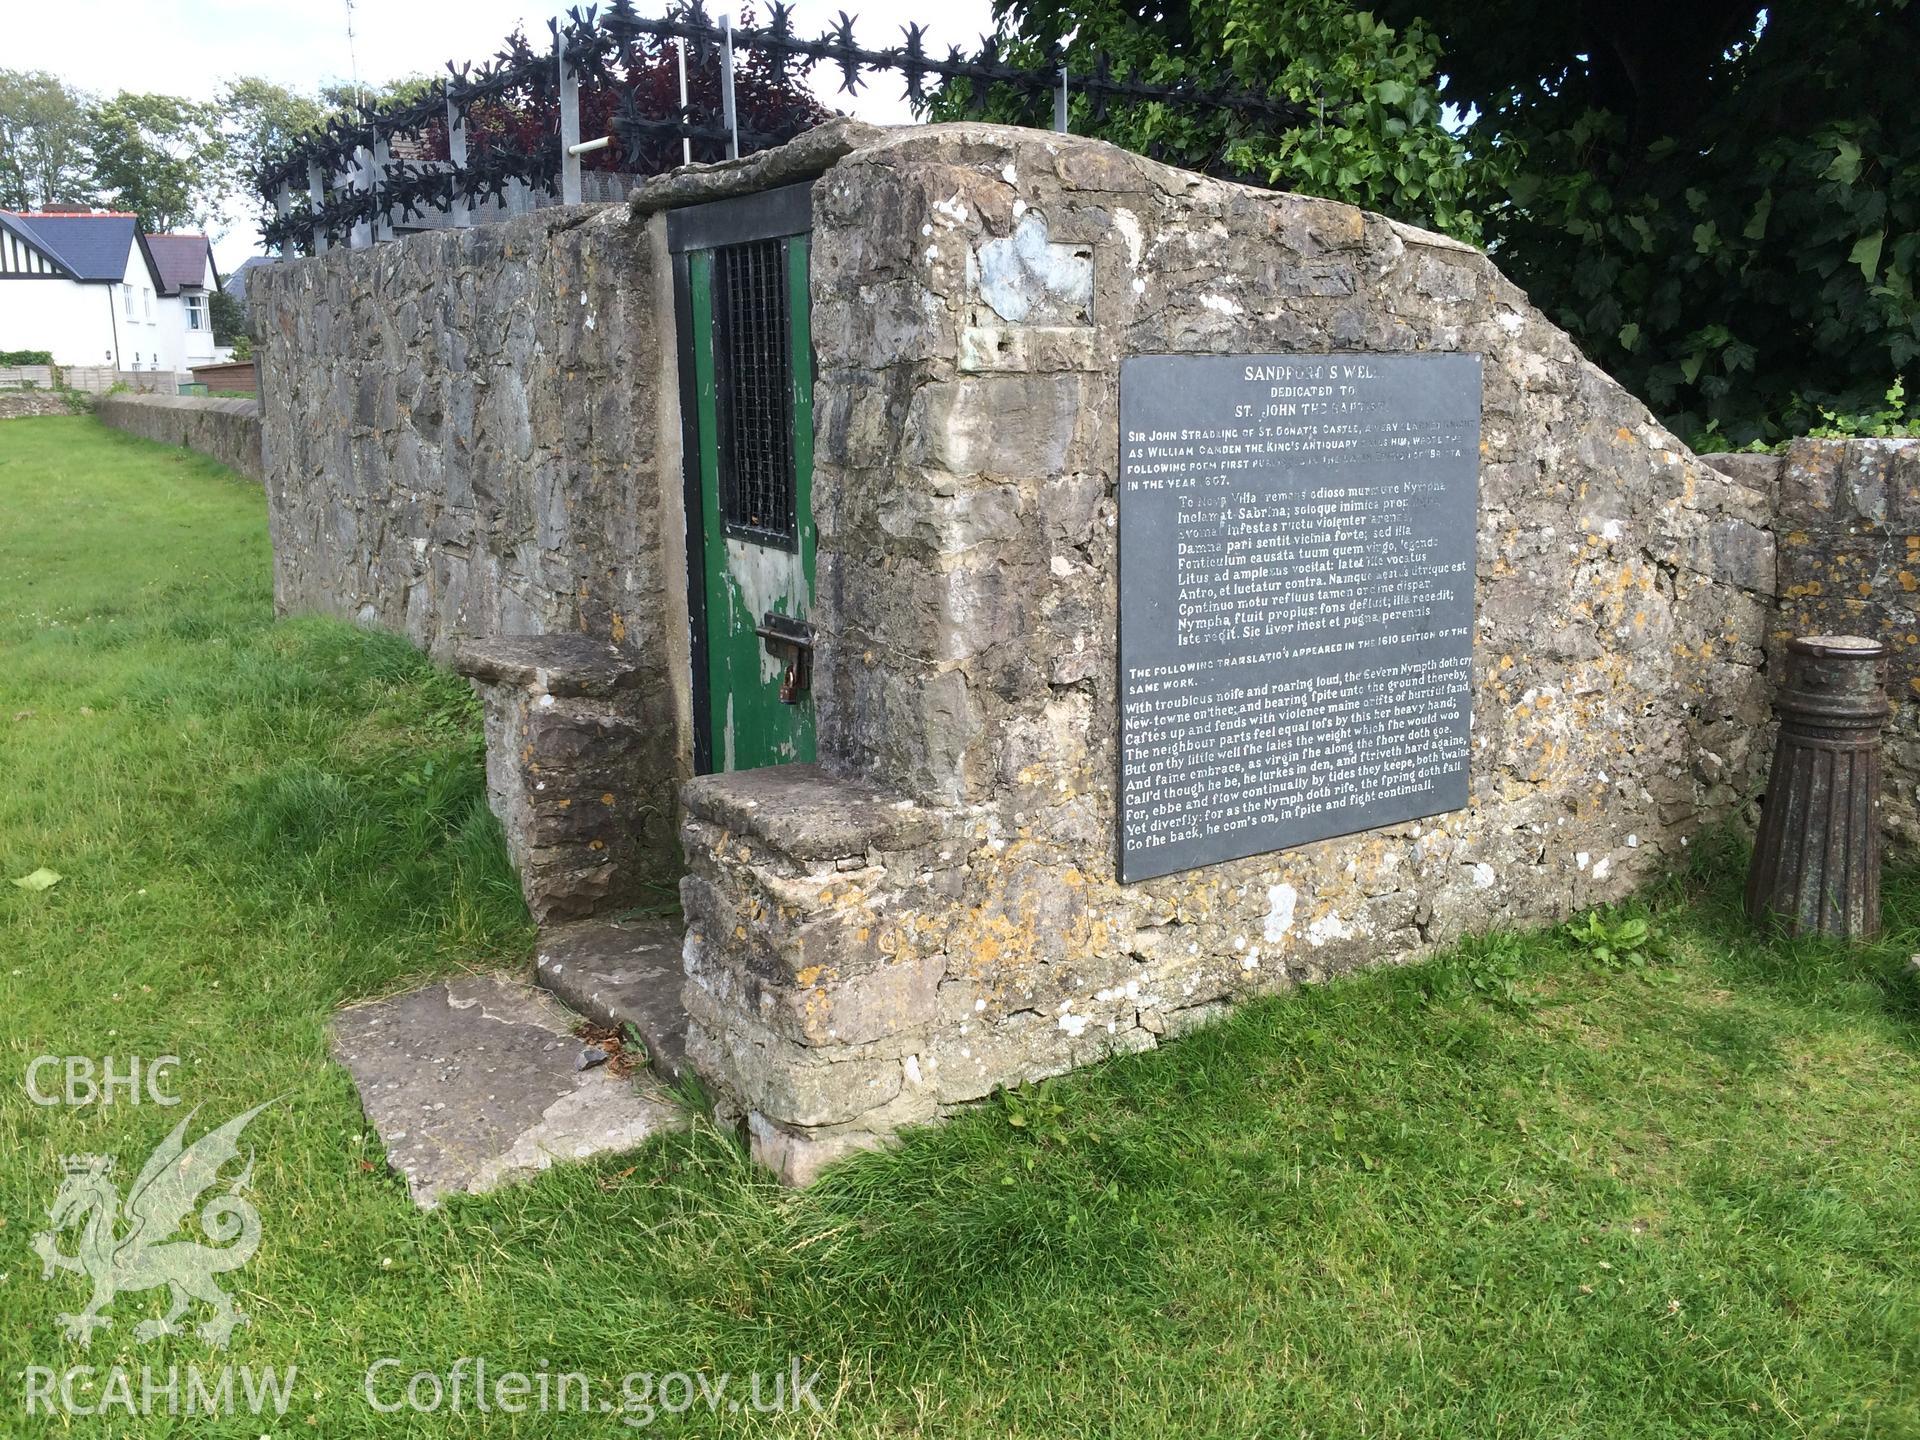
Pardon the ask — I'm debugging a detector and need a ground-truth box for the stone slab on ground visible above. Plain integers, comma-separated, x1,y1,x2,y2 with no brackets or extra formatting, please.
535,916,690,1083
331,972,684,1207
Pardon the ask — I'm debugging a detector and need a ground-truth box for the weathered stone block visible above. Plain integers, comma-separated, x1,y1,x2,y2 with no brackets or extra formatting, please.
904,374,1086,478
456,634,678,923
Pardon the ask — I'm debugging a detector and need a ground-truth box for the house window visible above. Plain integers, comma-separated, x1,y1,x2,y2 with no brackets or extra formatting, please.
123,284,135,318
186,294,207,331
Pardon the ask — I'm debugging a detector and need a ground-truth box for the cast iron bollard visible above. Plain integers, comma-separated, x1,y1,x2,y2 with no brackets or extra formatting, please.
1745,635,1890,939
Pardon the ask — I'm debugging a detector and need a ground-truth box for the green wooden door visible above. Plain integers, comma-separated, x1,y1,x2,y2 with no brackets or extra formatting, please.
684,232,816,773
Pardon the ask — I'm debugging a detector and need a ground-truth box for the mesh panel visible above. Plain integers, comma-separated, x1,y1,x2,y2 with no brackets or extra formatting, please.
716,238,796,546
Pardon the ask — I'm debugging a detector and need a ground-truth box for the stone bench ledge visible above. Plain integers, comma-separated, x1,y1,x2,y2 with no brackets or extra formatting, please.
682,763,937,860
453,634,647,698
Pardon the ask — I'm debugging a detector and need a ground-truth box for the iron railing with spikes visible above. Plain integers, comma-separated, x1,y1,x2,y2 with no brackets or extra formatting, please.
257,1,1312,255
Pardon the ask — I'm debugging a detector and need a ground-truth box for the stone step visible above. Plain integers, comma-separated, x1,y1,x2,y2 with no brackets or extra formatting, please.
331,972,685,1208
534,915,691,1084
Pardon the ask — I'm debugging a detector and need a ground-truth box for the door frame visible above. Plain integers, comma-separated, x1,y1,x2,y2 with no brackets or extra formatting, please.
667,180,816,775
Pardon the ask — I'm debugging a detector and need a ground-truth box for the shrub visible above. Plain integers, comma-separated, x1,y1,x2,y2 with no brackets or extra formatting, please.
0,349,55,367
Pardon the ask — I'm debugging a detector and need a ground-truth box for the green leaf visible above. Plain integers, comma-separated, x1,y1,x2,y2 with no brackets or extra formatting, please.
1850,230,1885,282
1826,140,1863,184
11,867,62,892
1618,322,1641,351
1742,190,1773,240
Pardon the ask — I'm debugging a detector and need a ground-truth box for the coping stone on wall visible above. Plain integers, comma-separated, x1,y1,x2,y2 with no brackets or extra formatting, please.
97,392,263,482
629,118,889,215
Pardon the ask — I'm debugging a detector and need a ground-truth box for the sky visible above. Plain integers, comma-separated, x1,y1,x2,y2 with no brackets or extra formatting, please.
7,0,999,270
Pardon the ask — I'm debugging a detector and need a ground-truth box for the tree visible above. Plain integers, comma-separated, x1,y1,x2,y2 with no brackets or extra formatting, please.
1402,0,1920,444
438,22,830,178
0,69,96,211
933,0,1487,242
89,92,228,234
208,287,246,347
957,0,1920,443
221,77,328,203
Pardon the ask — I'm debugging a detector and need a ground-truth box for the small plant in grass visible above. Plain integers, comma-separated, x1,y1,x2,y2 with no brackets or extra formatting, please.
996,1083,1073,1177
1420,931,1535,1012
1566,908,1664,970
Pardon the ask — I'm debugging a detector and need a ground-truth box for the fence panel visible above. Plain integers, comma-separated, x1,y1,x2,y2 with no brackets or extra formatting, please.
255,2,1307,257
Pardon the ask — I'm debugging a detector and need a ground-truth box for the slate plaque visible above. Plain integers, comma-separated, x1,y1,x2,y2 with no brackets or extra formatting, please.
1117,353,1482,882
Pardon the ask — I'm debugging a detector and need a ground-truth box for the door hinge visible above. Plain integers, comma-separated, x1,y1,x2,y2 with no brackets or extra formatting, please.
755,612,813,704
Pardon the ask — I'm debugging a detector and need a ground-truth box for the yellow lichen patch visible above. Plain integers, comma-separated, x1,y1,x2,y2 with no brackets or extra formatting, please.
1615,426,1633,443
1859,582,1874,597
609,612,627,644
1900,571,1918,592
601,792,615,806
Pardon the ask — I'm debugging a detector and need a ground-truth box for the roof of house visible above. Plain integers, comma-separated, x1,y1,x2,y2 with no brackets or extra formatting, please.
0,211,155,284
224,255,277,304
146,233,219,294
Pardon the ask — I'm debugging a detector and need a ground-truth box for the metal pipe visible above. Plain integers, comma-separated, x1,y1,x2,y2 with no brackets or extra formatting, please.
307,158,328,255
350,145,373,249
677,38,692,167
371,134,393,241
447,97,471,229
1055,66,1069,132
719,13,739,161
567,135,613,155
557,29,583,204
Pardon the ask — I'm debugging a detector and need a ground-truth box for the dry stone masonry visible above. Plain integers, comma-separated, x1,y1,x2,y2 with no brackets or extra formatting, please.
255,121,1920,1184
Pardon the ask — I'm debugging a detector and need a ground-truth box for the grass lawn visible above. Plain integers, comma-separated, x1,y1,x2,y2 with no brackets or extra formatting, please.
2,413,1917,1437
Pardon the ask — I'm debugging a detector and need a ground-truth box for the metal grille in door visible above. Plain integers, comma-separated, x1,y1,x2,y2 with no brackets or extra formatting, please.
716,237,797,546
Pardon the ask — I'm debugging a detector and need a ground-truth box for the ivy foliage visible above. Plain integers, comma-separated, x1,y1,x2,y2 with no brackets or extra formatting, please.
942,0,1920,445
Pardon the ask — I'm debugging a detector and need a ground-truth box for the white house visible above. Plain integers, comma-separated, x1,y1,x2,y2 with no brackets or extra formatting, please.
148,233,224,369
0,210,225,373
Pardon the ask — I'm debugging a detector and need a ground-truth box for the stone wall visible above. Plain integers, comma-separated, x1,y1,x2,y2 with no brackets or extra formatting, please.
250,203,692,898
677,125,1782,1181
97,393,263,481
253,119,1919,1185
0,391,72,421
1703,439,1920,852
